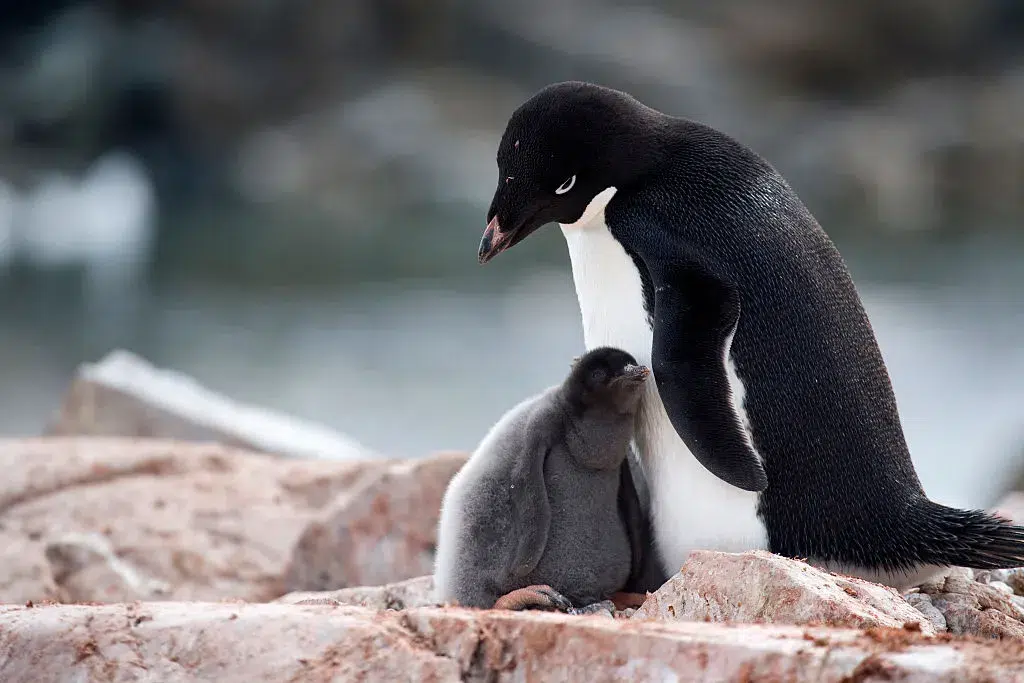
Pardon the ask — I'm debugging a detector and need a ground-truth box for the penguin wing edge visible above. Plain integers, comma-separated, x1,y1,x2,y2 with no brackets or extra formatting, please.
618,454,669,592
650,264,769,492
505,439,553,579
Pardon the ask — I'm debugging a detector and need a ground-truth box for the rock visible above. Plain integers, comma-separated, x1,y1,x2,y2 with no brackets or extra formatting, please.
0,601,1020,683
943,567,977,594
0,437,463,604
930,593,1024,639
277,575,437,610
974,565,1024,593
946,574,1024,620
0,532,59,605
283,452,467,592
974,570,994,584
633,550,935,634
46,350,376,461
1003,569,1024,595
905,592,948,632
917,568,1024,639
44,532,171,602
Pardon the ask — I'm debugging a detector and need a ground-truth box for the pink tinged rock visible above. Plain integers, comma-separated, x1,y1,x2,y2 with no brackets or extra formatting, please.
930,593,1024,639
905,592,948,632
277,575,437,610
283,452,467,592
0,438,464,604
0,602,1017,683
632,550,935,634
920,570,1024,639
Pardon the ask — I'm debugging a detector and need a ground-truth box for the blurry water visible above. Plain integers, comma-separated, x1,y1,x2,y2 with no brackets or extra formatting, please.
0,235,1022,511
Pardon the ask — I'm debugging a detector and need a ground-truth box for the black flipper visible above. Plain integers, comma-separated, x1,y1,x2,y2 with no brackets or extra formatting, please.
618,454,670,592
649,262,768,492
506,439,552,580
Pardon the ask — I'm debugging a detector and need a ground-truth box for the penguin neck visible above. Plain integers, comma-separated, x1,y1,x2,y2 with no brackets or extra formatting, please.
559,187,651,362
559,188,767,573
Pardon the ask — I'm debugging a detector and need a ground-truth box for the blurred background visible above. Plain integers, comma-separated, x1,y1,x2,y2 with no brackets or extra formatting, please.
0,0,1022,507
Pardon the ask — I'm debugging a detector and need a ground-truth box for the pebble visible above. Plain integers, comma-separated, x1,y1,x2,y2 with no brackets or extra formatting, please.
1002,568,1024,595
905,592,948,632
984,569,1012,585
907,565,1024,638
941,567,975,595
571,600,616,618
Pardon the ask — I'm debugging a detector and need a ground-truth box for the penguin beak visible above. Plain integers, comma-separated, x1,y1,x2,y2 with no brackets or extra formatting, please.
619,364,650,383
478,210,546,264
478,216,512,264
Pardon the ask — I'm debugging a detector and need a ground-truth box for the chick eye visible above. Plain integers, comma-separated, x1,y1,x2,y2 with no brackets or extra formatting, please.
590,369,606,384
555,175,576,195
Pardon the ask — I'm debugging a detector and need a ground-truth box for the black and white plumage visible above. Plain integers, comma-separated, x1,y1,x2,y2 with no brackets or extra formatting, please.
477,81,1024,587
433,347,662,609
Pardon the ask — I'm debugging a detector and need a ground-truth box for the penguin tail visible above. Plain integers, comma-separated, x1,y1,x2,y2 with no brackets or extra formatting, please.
907,498,1024,569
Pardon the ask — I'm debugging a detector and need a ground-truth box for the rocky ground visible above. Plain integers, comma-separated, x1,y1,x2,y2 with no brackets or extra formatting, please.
1,352,1023,681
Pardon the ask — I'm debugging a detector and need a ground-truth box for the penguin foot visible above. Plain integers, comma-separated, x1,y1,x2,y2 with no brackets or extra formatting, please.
493,585,574,612
610,591,648,610
569,600,616,617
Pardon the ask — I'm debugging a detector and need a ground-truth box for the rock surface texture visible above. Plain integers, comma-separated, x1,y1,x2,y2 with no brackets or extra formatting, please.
634,550,937,634
0,438,464,604
277,575,437,610
909,567,1024,639
283,451,468,593
1,601,1022,683
3,435,1024,680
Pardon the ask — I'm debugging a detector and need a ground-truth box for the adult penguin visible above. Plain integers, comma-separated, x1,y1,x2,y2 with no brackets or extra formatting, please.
476,80,1024,588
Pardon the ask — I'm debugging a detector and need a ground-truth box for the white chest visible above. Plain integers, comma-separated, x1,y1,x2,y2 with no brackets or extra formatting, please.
560,188,766,575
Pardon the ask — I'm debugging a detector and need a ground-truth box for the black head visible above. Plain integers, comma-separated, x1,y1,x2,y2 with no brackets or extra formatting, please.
563,346,649,414
478,81,667,264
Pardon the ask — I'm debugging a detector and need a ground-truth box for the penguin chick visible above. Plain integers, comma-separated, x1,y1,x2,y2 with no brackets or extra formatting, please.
433,346,659,610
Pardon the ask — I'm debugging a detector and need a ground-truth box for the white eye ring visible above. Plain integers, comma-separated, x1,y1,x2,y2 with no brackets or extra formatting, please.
555,175,576,195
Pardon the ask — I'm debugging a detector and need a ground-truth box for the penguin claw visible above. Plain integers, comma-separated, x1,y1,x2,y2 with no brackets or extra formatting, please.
493,585,574,612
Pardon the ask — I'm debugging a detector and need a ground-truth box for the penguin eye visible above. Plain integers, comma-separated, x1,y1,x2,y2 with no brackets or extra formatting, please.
555,175,576,195
590,368,606,384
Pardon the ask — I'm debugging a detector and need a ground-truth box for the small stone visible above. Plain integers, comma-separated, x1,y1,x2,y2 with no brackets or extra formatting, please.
1003,568,1024,595
970,582,1024,621
942,567,975,594
940,600,1024,638
973,570,993,584
905,592,947,632
986,569,1011,585
988,581,1014,595
571,600,616,618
